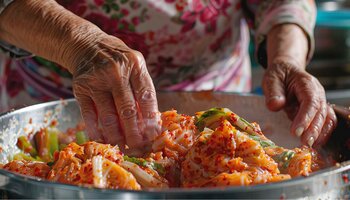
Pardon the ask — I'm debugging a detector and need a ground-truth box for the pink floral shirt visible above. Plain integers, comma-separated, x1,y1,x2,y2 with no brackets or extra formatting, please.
0,0,316,111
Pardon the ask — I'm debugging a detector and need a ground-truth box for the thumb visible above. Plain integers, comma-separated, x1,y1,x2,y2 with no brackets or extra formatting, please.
262,70,287,111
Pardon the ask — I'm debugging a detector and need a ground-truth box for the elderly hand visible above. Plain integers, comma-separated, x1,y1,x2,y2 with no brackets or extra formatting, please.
262,59,337,147
71,35,160,149
264,24,337,147
0,0,161,150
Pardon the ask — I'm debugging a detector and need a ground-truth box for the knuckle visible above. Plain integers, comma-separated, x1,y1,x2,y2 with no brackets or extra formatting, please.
307,122,321,134
136,88,157,103
318,84,326,94
301,74,314,83
119,105,137,120
308,97,320,108
111,50,128,64
131,50,145,62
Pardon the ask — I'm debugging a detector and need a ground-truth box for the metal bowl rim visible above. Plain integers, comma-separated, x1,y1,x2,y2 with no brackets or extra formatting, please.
1,161,350,194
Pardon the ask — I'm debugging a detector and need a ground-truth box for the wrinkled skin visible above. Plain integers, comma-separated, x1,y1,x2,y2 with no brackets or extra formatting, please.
0,0,160,152
263,61,337,147
0,1,337,149
72,36,161,150
264,24,337,147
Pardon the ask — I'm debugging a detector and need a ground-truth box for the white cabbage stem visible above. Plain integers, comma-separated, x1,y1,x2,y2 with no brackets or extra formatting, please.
120,161,168,189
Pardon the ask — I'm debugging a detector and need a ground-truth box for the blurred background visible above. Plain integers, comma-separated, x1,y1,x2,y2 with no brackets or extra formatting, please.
251,0,350,106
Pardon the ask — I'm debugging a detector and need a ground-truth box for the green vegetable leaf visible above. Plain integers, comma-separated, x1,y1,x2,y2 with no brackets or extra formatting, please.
48,130,59,156
249,135,276,148
13,153,36,161
195,108,226,131
124,155,147,167
274,150,295,169
123,156,166,176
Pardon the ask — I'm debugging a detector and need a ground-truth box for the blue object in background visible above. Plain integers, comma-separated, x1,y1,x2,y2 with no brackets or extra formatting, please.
317,10,350,29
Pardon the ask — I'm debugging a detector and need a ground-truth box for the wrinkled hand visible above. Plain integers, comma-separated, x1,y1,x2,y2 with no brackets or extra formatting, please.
71,35,160,150
0,0,160,150
262,59,337,147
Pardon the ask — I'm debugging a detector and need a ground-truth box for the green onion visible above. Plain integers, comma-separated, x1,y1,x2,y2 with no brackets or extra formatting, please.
273,150,295,169
47,127,59,156
13,153,36,161
195,108,227,131
17,136,38,157
249,135,276,148
195,107,296,171
76,131,88,145
123,156,166,176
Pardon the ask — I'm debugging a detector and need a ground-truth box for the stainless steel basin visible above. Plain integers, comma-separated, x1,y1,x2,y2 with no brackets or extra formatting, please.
0,92,349,199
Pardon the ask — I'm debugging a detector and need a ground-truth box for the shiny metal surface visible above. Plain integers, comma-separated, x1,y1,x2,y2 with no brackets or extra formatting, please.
0,92,349,199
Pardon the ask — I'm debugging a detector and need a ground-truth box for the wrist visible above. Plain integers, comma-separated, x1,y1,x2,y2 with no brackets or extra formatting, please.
64,33,129,76
0,0,107,73
59,24,107,74
267,24,308,70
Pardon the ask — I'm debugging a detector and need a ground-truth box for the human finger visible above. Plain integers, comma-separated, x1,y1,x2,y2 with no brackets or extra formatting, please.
300,100,327,147
129,51,161,143
92,91,124,145
262,69,287,112
290,76,323,138
314,105,337,146
112,77,143,149
73,87,102,142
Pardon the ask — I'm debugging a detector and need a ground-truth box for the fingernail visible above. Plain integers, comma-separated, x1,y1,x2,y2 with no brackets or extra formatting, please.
269,96,282,101
295,127,304,137
308,136,315,147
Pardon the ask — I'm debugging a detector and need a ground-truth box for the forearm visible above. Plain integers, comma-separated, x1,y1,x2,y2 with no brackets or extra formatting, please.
267,24,309,68
0,0,104,72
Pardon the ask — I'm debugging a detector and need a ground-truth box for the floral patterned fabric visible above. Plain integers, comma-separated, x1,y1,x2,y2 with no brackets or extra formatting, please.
0,0,316,111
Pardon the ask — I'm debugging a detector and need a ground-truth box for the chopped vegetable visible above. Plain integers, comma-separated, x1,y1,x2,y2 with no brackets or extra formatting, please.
47,161,55,167
47,127,59,155
59,144,67,150
17,136,37,157
274,150,296,169
76,131,88,145
5,108,319,190
195,108,296,170
195,108,227,131
195,108,261,136
249,135,276,148
123,156,166,176
13,153,36,161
